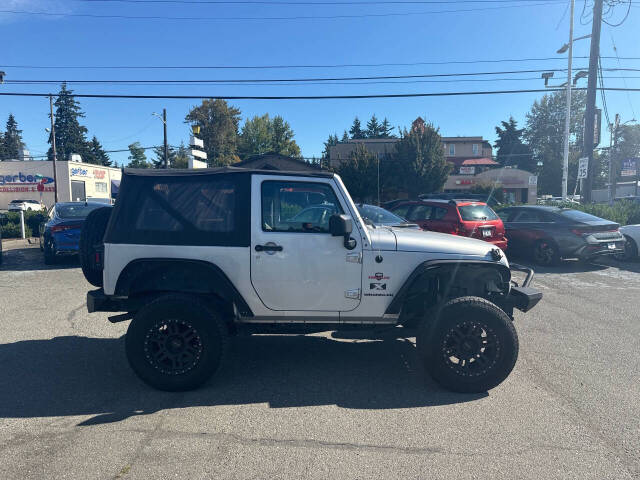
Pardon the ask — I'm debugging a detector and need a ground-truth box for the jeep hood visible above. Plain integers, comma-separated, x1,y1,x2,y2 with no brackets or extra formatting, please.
367,226,501,258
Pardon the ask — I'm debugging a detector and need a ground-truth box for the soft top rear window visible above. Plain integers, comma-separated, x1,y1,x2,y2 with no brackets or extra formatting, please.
105,172,250,246
458,204,498,221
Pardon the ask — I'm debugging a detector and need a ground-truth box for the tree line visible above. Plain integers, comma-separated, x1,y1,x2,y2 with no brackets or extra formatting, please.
127,100,302,169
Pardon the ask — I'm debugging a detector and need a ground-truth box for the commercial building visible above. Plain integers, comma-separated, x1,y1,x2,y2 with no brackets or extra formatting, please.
444,167,538,204
0,160,121,210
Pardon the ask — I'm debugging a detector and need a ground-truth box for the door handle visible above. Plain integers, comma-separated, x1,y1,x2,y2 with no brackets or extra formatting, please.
255,244,283,252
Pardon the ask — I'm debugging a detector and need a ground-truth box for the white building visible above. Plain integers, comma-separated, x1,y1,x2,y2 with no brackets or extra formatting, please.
0,160,122,210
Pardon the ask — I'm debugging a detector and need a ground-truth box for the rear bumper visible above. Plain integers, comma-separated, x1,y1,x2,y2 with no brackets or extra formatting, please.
575,241,625,260
87,289,124,313
491,238,508,250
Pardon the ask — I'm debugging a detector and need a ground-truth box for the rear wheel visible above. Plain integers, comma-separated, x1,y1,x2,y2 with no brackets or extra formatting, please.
79,207,112,287
125,295,229,391
418,296,518,393
532,239,560,266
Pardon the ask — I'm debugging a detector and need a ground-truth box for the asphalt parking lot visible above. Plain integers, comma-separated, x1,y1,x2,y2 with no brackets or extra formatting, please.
1,241,639,479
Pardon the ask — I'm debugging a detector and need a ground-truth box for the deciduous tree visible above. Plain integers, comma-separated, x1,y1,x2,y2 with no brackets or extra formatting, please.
185,99,242,166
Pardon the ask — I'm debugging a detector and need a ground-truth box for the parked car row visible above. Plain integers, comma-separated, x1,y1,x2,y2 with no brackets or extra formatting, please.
375,197,635,266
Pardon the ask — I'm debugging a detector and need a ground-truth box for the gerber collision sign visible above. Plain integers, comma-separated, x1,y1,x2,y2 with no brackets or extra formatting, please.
0,172,55,193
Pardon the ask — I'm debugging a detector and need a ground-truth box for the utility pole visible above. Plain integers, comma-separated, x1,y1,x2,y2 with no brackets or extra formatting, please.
582,0,603,203
49,95,59,203
163,108,168,169
561,0,575,201
608,114,620,204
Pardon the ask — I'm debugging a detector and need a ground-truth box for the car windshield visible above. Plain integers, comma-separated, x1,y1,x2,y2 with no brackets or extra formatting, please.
559,209,606,222
358,204,408,225
458,204,499,221
56,204,103,219
10,200,24,204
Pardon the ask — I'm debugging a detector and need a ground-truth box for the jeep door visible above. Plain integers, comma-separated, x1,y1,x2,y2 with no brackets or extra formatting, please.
250,175,363,312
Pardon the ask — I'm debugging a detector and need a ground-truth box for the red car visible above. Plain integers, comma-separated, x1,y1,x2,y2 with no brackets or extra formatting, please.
389,199,508,250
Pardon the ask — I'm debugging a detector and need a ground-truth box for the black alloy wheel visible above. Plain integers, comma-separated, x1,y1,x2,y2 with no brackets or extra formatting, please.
533,240,559,266
144,319,204,376
440,321,499,378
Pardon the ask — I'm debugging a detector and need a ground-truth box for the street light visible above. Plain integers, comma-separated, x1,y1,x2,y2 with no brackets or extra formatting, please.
152,109,168,169
549,0,592,201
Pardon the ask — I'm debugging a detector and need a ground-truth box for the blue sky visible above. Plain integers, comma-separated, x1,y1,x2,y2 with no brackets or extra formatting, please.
1,0,639,166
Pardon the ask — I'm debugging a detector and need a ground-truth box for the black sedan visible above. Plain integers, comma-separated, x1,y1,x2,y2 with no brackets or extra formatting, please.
498,206,625,265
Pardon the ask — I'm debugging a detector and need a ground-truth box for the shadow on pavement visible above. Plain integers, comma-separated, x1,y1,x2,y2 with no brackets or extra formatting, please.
0,246,79,272
0,334,485,425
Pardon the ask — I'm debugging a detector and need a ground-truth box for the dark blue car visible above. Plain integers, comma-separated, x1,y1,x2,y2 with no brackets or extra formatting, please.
40,202,108,264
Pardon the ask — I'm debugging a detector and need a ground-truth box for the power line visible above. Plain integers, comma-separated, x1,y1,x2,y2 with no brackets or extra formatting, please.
27,145,162,159
4,66,640,85
1,87,640,101
3,56,638,71
79,0,567,4
0,2,566,21
598,57,612,126
0,67,607,85
610,32,637,119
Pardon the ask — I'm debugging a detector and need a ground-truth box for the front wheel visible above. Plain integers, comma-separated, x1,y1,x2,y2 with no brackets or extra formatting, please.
125,295,229,391
418,296,518,393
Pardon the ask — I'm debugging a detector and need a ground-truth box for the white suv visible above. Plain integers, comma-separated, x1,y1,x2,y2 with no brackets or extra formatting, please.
83,168,542,393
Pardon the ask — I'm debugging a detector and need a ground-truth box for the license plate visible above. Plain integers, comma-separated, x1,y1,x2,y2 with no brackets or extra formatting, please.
482,228,492,238
608,243,616,250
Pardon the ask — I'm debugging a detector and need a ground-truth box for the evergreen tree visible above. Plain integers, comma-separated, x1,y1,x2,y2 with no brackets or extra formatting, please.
494,117,534,171
127,142,151,168
47,83,90,162
185,99,242,166
2,114,24,160
0,132,5,161
341,130,349,142
391,121,450,199
380,118,396,138
322,133,339,160
349,117,365,139
366,114,381,139
85,136,111,166
152,145,177,168
172,142,190,169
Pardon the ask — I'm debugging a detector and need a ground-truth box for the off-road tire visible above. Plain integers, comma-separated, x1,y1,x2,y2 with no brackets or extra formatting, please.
125,295,229,391
79,206,112,287
418,296,518,393
532,239,560,266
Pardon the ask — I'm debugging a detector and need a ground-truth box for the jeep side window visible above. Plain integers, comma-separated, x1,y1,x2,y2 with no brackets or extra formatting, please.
261,181,343,233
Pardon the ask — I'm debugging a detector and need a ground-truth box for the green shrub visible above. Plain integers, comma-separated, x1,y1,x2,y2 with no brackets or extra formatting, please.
1,222,33,239
24,210,48,235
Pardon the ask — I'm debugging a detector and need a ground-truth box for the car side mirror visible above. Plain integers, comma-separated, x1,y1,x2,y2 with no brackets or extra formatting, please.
329,214,356,250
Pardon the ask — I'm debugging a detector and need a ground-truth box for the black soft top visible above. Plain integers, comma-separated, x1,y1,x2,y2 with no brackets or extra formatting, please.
123,166,334,179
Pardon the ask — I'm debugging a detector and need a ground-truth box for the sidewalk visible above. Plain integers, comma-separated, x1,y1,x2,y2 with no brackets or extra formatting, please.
1,237,40,251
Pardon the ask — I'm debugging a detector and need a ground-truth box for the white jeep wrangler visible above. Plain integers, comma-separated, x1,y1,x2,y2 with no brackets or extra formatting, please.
82,167,542,393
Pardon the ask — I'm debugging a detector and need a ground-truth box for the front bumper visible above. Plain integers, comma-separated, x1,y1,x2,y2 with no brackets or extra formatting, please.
507,264,542,312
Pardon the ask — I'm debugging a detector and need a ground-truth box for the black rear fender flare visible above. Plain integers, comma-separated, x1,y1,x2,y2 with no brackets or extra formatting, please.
114,258,253,317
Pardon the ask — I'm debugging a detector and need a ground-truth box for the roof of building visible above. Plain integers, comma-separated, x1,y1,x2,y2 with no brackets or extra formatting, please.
446,157,498,167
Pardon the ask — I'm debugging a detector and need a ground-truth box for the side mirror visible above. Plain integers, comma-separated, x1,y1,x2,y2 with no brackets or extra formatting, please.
329,214,356,250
